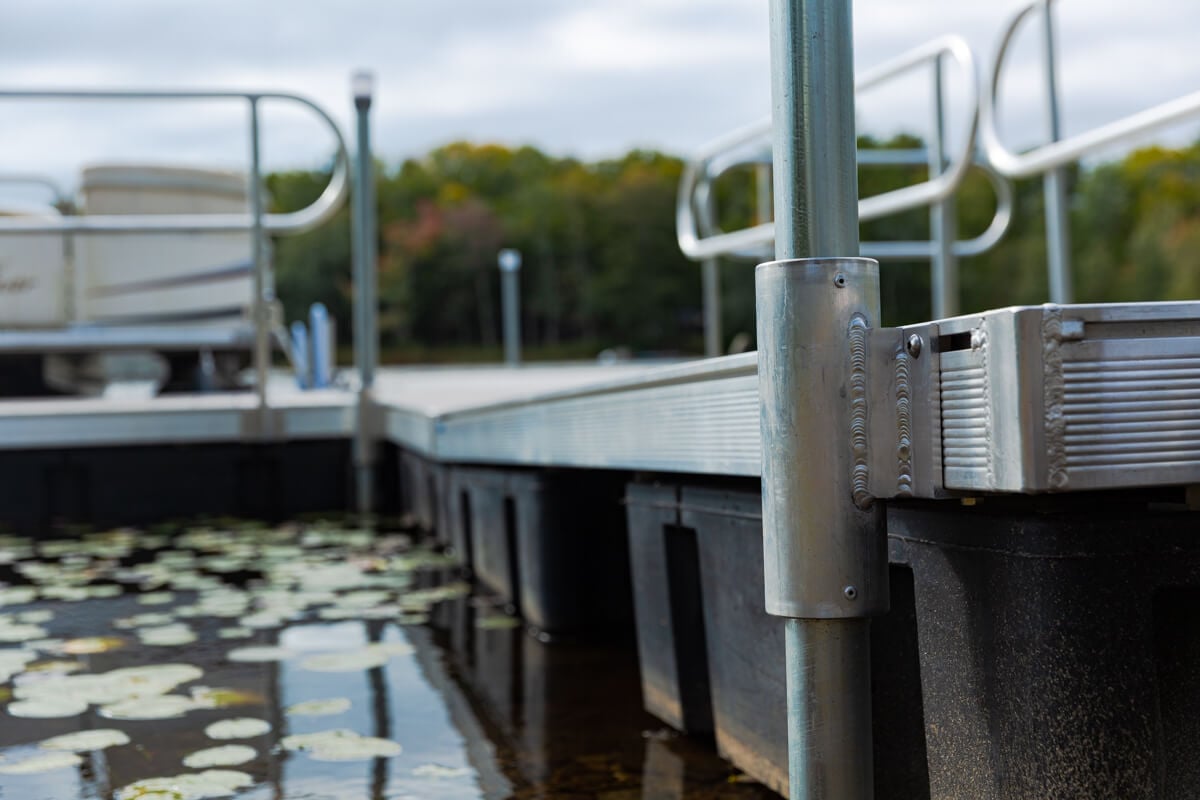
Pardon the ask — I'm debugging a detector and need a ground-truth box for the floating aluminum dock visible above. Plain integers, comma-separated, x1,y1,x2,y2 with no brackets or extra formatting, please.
6,297,1200,496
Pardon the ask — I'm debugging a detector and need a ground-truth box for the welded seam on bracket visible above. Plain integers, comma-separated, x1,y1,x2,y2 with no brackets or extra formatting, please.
1042,304,1069,490
849,314,873,509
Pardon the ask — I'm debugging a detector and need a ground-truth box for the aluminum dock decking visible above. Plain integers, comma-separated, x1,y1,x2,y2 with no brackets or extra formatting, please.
10,296,1200,498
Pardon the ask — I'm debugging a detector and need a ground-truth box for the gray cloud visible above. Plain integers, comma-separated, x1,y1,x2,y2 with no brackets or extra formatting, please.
1,0,1199,197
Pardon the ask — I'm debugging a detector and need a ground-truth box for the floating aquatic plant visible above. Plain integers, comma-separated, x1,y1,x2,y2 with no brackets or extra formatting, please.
280,729,402,761
98,694,196,720
189,686,264,709
0,751,83,773
226,645,294,663
137,624,197,647
114,768,254,800
40,728,130,751
7,696,88,718
216,627,252,639
60,636,125,654
181,744,256,768
285,697,351,716
204,717,271,740
299,649,388,672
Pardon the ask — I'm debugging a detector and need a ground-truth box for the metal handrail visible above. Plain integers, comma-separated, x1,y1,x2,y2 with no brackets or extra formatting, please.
692,150,1014,262
677,34,979,261
0,174,70,210
983,0,1200,179
0,90,349,235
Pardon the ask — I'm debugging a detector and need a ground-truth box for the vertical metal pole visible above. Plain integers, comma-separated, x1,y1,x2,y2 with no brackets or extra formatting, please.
756,162,773,226
498,249,522,366
698,178,724,358
759,3,885,799
701,258,721,357
248,97,270,421
1042,0,1073,304
929,55,959,318
351,71,378,517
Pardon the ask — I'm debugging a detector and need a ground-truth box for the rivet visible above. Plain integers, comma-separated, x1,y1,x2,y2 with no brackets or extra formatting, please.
906,334,923,358
843,585,858,601
833,273,847,288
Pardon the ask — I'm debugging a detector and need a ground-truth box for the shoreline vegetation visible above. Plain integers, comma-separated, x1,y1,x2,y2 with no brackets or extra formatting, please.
269,137,1200,364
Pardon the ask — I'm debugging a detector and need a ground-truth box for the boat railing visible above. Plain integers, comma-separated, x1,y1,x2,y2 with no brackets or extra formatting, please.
0,90,348,236
0,89,353,416
0,174,71,211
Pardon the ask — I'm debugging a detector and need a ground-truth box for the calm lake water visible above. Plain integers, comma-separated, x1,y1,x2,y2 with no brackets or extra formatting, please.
0,523,777,799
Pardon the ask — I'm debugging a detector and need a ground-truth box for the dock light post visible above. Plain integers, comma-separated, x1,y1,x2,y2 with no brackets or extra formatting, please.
757,2,885,799
351,70,378,518
498,248,522,366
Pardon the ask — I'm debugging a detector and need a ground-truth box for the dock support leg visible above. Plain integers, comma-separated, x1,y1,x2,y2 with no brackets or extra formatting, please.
761,3,886,799
785,619,874,797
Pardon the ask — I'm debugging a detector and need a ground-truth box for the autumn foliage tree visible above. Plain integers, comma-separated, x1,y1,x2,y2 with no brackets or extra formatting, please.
270,137,1200,362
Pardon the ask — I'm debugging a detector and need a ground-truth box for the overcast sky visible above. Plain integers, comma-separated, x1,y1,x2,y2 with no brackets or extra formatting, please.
3,0,1200,197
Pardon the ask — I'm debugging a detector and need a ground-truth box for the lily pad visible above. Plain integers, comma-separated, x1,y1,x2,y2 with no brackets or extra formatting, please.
0,751,83,773
114,768,254,800
98,694,196,720
7,697,88,718
40,728,131,751
137,624,197,647
204,717,271,740
226,645,294,663
60,636,125,654
182,744,256,768
216,627,252,639
280,728,402,761
299,650,388,672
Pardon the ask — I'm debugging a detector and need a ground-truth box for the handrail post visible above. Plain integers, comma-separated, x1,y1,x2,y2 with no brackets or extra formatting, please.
696,180,723,357
930,54,960,318
758,2,885,799
755,162,773,227
702,257,721,358
247,96,270,424
1042,0,1073,303
351,71,378,518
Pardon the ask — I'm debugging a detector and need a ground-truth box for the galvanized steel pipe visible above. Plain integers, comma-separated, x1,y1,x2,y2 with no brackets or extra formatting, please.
929,55,960,318
760,2,884,798
1041,0,1074,304
248,98,270,419
351,72,378,517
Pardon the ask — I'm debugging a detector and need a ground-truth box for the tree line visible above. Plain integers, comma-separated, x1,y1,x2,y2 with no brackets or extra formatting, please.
267,136,1200,361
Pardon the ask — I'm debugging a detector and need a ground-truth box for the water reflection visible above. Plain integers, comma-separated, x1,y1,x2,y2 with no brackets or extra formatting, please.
0,527,774,799
421,594,776,799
